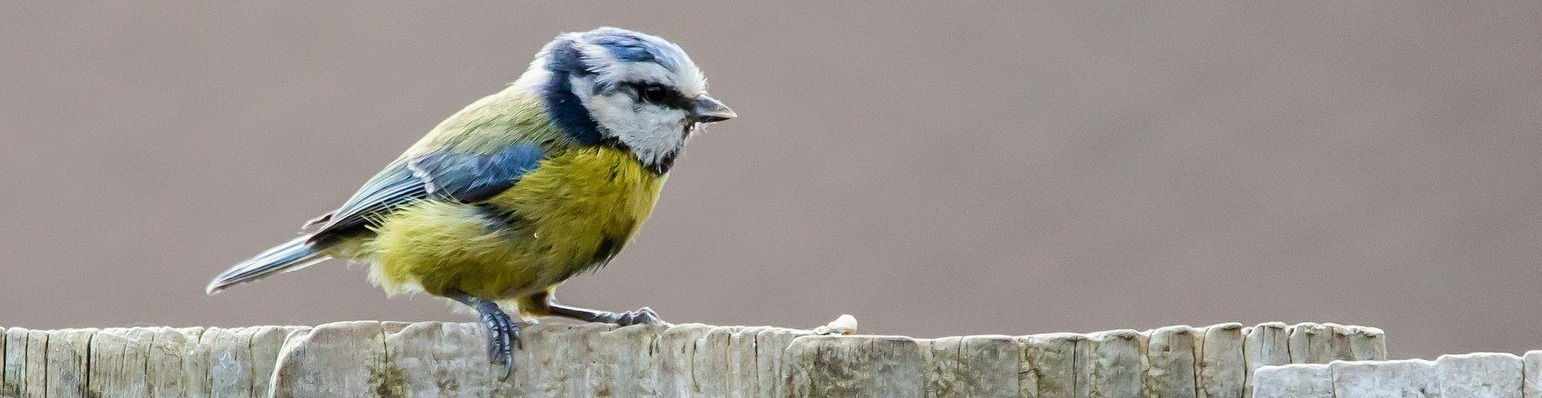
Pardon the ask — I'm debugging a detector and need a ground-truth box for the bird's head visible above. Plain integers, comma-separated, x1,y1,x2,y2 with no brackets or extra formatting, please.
514,27,735,173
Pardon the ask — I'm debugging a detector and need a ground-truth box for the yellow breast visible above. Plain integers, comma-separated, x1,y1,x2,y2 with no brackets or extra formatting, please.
492,145,668,270
366,146,667,299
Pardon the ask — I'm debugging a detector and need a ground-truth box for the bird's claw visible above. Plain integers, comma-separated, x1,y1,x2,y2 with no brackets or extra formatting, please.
475,302,521,378
611,306,663,326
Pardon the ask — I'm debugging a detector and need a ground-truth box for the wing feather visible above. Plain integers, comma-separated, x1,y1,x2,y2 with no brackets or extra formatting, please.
305,145,545,241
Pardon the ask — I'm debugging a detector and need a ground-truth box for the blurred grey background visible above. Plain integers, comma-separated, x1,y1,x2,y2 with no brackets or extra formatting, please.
2,3,1539,360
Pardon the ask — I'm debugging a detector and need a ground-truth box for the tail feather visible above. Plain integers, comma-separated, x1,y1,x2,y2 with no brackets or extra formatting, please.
206,236,329,294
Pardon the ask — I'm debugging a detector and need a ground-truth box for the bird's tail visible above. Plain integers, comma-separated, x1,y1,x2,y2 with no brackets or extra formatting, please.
206,236,329,294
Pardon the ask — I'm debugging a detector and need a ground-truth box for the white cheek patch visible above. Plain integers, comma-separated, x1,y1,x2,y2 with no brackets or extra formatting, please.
551,75,687,169
586,94,688,167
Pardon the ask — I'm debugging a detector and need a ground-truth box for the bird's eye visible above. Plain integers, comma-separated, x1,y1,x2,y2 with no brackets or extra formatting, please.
639,85,668,104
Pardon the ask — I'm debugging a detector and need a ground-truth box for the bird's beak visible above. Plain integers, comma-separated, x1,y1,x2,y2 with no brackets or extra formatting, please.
691,95,737,123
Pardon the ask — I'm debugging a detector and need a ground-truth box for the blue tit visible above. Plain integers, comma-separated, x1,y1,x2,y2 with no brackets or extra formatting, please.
205,27,736,368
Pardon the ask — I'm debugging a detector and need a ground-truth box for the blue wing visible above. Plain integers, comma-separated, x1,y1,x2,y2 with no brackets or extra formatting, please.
304,144,545,241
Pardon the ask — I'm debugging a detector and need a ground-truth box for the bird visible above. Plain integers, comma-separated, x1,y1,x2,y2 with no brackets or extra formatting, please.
205,27,736,369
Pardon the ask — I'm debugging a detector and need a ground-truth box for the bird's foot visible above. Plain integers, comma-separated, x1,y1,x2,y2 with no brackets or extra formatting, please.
599,306,663,326
450,292,522,378
476,301,521,368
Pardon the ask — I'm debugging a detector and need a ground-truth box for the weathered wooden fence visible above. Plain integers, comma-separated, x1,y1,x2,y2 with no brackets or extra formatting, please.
1,321,1386,397
1254,352,1542,397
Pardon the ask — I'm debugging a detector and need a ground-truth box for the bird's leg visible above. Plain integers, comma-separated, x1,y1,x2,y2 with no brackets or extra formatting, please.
447,291,521,369
549,303,662,326
518,290,664,326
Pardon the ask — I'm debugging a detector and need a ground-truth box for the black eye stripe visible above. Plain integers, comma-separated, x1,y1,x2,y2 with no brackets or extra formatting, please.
626,82,692,110
640,85,668,103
